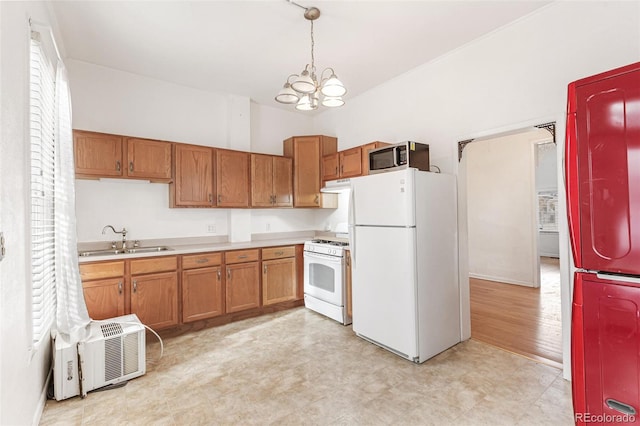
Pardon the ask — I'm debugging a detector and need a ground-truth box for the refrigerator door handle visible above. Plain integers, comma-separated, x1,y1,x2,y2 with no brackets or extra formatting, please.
348,187,356,268
596,273,640,285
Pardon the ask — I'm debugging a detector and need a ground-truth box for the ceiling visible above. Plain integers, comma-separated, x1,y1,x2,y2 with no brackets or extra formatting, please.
49,1,551,113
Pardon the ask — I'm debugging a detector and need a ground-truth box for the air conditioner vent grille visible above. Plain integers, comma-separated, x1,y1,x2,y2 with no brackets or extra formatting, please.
101,322,123,337
104,337,122,382
123,333,140,375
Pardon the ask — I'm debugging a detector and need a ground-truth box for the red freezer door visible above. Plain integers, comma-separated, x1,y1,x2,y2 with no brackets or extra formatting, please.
577,272,640,424
575,64,640,274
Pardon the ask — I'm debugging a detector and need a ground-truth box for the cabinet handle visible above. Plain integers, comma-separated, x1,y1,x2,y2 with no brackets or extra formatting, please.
218,195,222,203
195,258,209,264
116,160,121,172
217,269,221,281
129,161,134,172
118,281,123,294
227,269,231,279
238,255,247,259
133,280,137,293
264,265,267,274
275,251,284,256
209,193,213,204
314,194,319,205
271,195,275,204
341,165,344,174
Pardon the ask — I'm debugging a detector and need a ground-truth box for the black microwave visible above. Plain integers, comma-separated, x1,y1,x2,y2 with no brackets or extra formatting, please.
368,141,430,174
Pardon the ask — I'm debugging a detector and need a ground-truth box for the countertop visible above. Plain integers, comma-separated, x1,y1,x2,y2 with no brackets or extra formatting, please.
77,231,346,263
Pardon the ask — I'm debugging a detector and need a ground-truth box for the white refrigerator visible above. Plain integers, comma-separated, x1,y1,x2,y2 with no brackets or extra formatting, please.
349,168,460,363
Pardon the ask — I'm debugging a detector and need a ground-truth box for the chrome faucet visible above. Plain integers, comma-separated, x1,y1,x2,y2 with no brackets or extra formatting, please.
102,225,128,249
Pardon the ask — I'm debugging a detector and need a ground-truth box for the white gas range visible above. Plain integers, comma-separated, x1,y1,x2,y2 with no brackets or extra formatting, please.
303,238,351,325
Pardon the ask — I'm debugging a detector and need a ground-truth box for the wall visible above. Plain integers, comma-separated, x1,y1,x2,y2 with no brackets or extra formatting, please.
313,1,640,378
68,61,316,243
0,2,60,424
466,129,549,287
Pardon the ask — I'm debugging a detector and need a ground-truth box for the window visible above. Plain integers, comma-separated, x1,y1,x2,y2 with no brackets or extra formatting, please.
30,30,57,344
538,190,559,232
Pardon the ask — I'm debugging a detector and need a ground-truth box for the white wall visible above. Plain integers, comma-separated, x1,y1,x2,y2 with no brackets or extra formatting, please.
466,130,548,287
0,3,61,424
313,1,640,379
68,61,316,243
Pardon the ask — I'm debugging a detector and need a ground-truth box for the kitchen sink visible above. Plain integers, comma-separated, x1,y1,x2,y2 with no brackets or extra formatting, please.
78,246,173,257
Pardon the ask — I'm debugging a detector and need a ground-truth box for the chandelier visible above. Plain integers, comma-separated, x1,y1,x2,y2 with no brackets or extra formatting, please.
275,4,346,111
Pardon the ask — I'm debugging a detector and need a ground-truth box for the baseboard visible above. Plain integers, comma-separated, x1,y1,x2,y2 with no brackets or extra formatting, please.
469,272,535,287
32,368,52,426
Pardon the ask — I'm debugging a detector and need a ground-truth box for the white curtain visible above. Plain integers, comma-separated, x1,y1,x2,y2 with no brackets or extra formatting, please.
54,63,91,341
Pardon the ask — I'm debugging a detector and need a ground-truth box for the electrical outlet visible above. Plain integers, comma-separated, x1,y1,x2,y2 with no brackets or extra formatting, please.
0,232,4,262
266,223,271,232
207,224,216,234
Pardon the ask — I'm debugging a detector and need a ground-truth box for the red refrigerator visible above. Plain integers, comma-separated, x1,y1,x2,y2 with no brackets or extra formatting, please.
566,62,640,425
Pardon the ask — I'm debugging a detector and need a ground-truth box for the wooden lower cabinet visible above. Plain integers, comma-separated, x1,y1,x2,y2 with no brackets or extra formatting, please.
225,261,260,313
262,246,297,306
82,277,125,320
131,271,179,330
182,252,225,322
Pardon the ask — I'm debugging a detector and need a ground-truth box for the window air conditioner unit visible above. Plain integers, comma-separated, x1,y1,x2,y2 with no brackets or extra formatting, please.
53,313,146,401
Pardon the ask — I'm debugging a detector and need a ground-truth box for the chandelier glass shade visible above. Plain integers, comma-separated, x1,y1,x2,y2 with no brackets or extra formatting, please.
275,6,346,111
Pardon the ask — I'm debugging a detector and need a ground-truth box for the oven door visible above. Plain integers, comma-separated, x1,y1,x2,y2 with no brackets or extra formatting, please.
304,251,344,306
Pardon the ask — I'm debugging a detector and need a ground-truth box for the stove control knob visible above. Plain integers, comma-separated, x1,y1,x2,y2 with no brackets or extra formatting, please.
331,249,336,255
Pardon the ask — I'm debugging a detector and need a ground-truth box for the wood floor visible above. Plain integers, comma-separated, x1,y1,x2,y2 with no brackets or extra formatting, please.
469,257,563,368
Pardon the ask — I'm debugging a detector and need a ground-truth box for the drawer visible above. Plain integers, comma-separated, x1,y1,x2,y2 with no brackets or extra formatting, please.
79,261,125,281
225,249,259,264
182,252,223,269
262,246,295,260
130,256,177,275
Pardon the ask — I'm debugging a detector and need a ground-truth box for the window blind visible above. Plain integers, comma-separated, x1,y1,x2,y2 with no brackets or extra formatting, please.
30,31,57,344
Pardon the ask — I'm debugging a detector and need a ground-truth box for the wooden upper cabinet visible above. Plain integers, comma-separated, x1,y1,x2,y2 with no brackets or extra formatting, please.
273,156,293,207
283,135,337,207
125,137,172,181
322,153,340,182
339,147,362,178
360,141,391,176
171,143,215,207
216,149,250,207
251,154,293,208
74,130,123,178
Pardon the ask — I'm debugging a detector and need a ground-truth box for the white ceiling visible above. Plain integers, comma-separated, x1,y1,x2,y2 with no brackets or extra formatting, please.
49,1,551,113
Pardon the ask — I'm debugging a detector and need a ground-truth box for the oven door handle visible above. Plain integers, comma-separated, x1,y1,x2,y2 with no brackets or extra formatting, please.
304,252,344,263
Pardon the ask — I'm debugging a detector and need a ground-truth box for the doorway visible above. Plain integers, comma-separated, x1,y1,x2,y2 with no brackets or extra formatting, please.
461,127,563,367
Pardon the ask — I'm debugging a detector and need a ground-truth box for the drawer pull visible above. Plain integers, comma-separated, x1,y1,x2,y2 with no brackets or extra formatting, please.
275,251,284,256
238,255,247,259
606,399,636,416
195,258,209,264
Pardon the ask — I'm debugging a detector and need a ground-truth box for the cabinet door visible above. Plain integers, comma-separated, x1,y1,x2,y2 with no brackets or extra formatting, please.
262,258,297,306
339,147,362,178
172,144,214,207
126,138,172,181
292,137,321,207
217,149,250,207
74,130,123,178
251,154,274,207
131,271,178,329
225,262,260,313
322,153,340,182
182,266,224,322
82,278,125,320
273,156,293,207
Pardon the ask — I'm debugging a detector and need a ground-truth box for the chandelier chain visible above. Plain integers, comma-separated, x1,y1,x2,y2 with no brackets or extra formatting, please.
310,19,315,75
